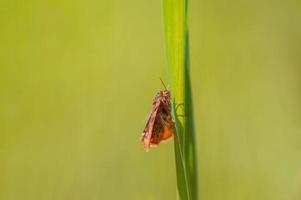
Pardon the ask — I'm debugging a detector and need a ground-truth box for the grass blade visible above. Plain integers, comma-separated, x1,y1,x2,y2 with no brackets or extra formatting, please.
162,0,198,199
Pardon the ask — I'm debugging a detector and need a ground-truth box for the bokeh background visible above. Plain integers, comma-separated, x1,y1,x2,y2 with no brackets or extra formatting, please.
0,0,301,199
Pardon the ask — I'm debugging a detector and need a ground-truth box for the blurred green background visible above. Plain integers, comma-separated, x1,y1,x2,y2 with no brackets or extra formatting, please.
0,0,301,199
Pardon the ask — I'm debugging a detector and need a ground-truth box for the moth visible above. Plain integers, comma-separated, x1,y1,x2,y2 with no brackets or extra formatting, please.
140,80,175,151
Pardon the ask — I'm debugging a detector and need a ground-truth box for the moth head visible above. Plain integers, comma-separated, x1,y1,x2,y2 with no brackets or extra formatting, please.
158,78,171,99
162,90,170,97
160,90,171,106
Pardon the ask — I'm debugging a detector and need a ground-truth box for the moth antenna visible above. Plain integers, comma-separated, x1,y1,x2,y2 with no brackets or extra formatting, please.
160,78,167,90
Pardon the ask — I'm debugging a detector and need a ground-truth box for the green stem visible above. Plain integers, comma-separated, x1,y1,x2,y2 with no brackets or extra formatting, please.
162,0,198,199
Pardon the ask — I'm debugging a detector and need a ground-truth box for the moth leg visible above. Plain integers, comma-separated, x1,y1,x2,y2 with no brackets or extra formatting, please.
175,103,184,111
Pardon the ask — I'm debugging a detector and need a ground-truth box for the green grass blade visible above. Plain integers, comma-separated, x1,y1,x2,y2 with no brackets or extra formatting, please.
162,0,198,199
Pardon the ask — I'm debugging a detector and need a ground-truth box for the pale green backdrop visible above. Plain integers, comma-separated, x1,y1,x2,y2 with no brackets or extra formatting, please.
0,0,301,200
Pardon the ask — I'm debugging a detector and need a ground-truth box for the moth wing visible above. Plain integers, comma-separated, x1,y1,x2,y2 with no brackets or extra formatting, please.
140,100,161,150
160,125,174,141
150,125,174,146
149,102,174,146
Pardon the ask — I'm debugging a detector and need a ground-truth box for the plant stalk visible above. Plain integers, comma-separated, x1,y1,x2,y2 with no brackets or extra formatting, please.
162,0,198,199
